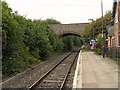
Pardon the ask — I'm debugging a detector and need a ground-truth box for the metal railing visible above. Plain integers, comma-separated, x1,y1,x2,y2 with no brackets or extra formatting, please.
104,47,120,63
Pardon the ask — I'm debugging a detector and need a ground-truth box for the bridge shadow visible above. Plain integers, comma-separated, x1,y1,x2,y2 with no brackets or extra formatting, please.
60,33,81,37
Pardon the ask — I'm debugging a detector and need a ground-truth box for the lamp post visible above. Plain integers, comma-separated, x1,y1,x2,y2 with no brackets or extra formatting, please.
89,19,95,51
101,0,104,58
88,19,94,40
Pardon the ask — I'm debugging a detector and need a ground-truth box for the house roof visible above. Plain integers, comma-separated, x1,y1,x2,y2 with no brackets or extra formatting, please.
111,0,117,21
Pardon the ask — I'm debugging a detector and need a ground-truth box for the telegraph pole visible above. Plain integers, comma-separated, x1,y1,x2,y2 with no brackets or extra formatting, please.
101,0,104,58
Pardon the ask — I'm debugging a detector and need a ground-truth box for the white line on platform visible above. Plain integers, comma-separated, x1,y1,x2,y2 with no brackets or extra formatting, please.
72,50,82,89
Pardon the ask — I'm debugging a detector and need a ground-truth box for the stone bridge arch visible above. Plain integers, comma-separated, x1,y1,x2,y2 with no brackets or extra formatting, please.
49,23,88,37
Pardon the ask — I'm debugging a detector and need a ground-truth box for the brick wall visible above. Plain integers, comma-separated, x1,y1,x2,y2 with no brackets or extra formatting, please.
114,4,119,47
108,37,111,47
119,6,120,47
118,8,120,34
108,37,112,47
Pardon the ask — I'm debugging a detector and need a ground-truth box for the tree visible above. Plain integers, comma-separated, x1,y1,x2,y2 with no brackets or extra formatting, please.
82,11,112,46
2,1,27,76
43,18,61,24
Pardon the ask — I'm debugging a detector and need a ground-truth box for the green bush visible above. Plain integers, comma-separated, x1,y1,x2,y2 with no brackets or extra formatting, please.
95,33,106,55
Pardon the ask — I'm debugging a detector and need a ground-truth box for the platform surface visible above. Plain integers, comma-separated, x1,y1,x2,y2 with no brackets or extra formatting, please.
77,51,118,89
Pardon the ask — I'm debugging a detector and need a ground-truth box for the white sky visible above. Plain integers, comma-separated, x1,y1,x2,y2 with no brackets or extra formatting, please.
5,0,113,24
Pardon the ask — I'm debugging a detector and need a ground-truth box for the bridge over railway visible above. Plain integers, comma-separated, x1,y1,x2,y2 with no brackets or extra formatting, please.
49,23,88,37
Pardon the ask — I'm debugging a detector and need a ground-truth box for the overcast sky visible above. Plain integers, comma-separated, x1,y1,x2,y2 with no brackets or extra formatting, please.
5,0,113,24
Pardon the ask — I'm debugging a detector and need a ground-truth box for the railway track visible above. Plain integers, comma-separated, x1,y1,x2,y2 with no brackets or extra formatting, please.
28,48,81,90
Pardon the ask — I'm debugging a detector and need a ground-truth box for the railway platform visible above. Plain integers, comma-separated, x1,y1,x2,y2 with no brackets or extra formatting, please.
76,51,118,89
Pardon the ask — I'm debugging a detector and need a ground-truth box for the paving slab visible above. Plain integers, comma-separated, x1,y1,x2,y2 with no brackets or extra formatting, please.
77,51,118,89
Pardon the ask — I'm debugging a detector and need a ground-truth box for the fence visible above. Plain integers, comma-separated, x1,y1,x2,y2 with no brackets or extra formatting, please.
104,47,120,63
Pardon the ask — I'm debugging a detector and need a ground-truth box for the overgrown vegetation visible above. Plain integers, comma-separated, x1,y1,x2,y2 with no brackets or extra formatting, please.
82,11,112,54
2,1,82,77
94,34,106,55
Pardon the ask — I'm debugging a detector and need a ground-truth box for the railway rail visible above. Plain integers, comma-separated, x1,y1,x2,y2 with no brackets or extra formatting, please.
28,48,81,90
